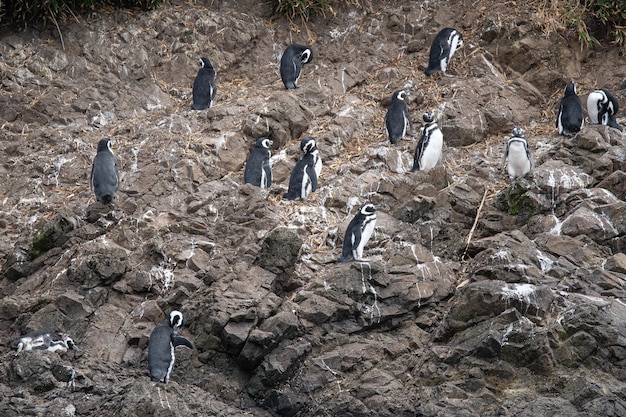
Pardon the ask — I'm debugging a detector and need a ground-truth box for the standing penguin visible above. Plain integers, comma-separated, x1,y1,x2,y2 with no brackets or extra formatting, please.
338,203,378,263
556,81,584,135
424,28,463,76
244,137,273,188
192,57,217,110
587,89,623,131
411,111,443,172
385,90,415,144
280,44,313,89
148,311,193,384
501,126,534,181
91,138,119,204
13,330,79,354
283,137,322,200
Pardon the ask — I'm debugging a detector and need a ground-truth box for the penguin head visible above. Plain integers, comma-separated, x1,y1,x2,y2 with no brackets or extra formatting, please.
564,81,577,96
360,203,378,216
394,90,407,101
169,311,184,329
63,335,79,351
259,138,273,149
97,138,113,153
198,57,213,69
300,48,313,64
300,137,317,154
422,111,435,123
511,126,525,138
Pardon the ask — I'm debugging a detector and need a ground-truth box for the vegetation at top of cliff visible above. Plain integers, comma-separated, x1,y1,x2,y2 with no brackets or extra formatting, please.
272,0,365,20
0,0,166,27
539,0,626,48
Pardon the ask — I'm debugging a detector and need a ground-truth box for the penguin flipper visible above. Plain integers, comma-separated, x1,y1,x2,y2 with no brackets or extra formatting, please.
412,134,429,172
306,163,318,192
172,335,194,349
501,146,509,171
404,108,415,136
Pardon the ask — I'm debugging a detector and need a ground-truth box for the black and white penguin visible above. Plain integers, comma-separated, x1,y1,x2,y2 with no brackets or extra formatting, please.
192,57,217,110
338,203,378,263
148,311,193,384
501,126,534,181
13,330,79,354
244,137,273,188
280,44,313,89
587,89,623,131
424,28,463,76
91,138,119,204
411,111,443,172
385,90,415,144
283,137,322,200
556,81,584,135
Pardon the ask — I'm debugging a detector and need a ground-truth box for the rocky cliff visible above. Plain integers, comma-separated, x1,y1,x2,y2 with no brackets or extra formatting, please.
1,0,626,416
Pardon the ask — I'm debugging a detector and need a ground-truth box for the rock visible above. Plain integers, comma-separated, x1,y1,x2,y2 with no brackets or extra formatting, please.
67,243,129,288
255,228,303,293
246,339,312,397
242,93,314,149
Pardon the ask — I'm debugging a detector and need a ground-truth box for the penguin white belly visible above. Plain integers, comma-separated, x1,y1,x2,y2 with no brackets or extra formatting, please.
507,144,531,179
557,110,564,134
165,342,175,383
354,218,376,260
587,91,604,124
260,169,268,189
300,171,312,199
313,153,322,179
419,130,443,171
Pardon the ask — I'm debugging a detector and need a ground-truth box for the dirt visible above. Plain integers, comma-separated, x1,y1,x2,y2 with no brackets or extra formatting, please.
1,0,626,416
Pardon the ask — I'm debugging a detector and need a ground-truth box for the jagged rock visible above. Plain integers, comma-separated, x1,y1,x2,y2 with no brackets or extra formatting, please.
67,244,129,288
246,339,312,397
242,93,314,149
255,228,303,293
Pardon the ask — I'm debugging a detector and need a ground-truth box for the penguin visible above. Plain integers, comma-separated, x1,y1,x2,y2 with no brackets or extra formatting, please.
501,126,534,181
411,111,443,172
13,330,79,354
192,57,217,110
91,138,119,204
280,44,313,89
424,28,463,76
244,137,273,188
338,203,378,263
587,89,623,131
385,90,415,144
556,81,584,135
148,311,193,384
283,137,322,200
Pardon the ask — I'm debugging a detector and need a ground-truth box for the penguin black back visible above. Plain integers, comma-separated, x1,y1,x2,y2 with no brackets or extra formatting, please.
338,203,378,263
280,44,313,89
424,28,463,76
385,90,414,144
244,137,273,188
192,57,217,110
556,81,584,135
91,138,119,204
148,311,193,384
283,137,320,200
588,89,623,131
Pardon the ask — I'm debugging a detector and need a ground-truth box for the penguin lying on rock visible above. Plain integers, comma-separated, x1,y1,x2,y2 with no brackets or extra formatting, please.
13,330,79,355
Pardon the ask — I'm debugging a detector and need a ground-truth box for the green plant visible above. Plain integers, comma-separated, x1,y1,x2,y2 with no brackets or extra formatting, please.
0,0,168,27
273,0,364,21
